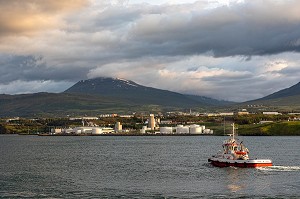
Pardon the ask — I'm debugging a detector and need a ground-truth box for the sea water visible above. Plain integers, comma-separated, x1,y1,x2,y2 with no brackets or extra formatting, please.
0,135,299,198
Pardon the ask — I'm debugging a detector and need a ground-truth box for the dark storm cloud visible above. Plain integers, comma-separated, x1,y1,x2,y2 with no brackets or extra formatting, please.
0,55,88,84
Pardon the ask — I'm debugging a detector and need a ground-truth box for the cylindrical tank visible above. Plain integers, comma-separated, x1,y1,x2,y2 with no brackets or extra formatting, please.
176,126,189,134
203,129,212,134
92,128,102,135
190,126,202,134
160,127,173,134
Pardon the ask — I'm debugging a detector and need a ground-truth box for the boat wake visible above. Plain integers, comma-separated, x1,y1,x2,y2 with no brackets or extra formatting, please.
257,166,300,172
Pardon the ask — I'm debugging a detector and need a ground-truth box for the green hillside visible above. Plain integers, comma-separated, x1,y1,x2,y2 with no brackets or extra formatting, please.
242,94,300,112
241,82,300,111
0,92,134,117
237,121,300,136
0,92,209,117
260,82,300,100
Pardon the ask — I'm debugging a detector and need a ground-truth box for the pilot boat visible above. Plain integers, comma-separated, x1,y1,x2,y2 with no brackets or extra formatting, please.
208,123,272,168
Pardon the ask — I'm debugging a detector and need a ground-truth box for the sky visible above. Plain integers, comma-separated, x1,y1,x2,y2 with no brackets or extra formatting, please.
0,0,300,102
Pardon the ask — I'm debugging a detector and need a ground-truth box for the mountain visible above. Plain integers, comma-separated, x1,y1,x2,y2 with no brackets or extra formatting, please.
243,81,300,111
64,77,232,107
0,77,233,117
258,82,300,100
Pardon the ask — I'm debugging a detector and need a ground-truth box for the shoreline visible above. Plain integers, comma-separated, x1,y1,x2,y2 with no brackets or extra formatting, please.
1,133,299,136
38,133,214,136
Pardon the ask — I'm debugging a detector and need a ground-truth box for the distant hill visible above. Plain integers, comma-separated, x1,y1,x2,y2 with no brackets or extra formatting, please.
243,81,300,111
0,92,131,117
184,94,234,106
258,82,300,100
0,77,233,117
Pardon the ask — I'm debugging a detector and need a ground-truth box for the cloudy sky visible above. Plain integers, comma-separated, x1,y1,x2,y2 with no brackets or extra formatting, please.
0,0,300,102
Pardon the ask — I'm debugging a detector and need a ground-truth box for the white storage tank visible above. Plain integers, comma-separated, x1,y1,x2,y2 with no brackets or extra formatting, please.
92,128,102,135
140,126,147,134
176,125,189,134
190,126,202,134
160,127,173,134
203,129,213,134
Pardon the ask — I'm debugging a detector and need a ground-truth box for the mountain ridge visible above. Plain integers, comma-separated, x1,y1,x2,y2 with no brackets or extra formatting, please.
257,82,300,100
241,81,300,111
0,77,233,117
64,77,233,106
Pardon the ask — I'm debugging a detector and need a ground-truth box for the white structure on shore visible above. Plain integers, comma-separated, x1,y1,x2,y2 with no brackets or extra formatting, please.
140,126,149,134
189,124,203,134
159,127,173,134
176,125,190,134
149,114,156,130
73,127,112,134
159,124,213,135
51,126,114,135
115,122,122,132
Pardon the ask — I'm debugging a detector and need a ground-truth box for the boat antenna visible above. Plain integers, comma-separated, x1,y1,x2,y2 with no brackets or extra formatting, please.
223,116,226,136
232,123,235,140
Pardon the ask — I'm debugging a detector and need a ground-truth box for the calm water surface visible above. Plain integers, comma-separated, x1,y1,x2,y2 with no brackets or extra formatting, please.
1,135,299,198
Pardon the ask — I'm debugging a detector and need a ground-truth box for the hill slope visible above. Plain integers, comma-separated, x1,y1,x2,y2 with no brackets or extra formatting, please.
0,92,132,117
64,77,230,107
259,82,300,100
242,81,300,111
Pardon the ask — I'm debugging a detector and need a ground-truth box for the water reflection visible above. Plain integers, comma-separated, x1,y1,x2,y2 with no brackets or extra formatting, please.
225,167,247,193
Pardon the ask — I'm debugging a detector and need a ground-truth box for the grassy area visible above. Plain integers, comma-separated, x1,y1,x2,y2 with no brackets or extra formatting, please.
236,121,300,136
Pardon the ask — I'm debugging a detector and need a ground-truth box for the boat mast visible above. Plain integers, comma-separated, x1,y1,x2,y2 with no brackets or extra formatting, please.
232,123,235,140
223,116,226,136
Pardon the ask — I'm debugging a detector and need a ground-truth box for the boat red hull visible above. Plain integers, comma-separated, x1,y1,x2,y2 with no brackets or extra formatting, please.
209,159,272,168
